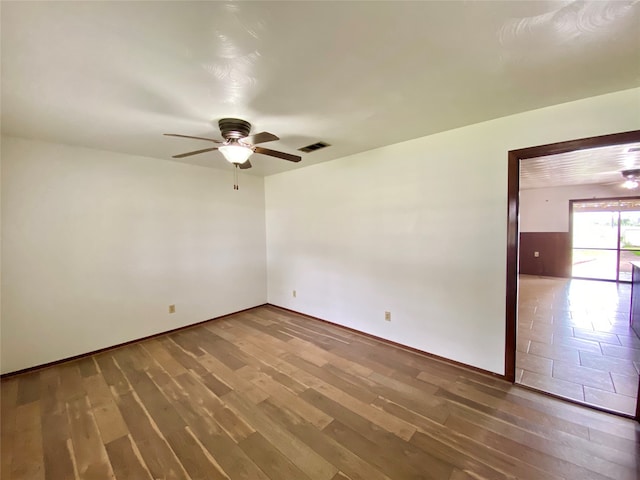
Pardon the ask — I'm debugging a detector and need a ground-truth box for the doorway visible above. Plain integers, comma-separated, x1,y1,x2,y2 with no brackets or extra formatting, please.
571,198,640,282
505,130,640,420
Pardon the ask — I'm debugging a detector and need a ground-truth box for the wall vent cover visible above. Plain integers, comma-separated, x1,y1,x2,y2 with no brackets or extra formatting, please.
298,141,330,153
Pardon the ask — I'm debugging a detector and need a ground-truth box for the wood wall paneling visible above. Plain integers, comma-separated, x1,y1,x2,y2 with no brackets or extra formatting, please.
519,232,571,278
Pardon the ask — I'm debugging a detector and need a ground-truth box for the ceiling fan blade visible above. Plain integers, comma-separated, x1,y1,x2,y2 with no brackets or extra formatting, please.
238,160,252,170
164,134,222,143
253,146,301,163
172,147,219,158
245,132,279,145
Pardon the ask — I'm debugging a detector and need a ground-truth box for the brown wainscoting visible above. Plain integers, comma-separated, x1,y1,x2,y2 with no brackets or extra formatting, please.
519,232,571,277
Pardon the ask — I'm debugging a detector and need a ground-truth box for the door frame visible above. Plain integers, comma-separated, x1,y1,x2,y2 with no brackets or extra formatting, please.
505,129,640,420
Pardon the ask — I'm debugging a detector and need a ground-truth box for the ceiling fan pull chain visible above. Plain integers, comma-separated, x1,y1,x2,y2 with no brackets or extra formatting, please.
234,164,239,190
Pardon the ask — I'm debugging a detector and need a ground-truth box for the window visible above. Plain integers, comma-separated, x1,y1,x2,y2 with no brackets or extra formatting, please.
571,198,640,282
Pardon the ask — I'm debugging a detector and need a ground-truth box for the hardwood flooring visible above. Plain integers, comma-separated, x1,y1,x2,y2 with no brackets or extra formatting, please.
2,305,639,479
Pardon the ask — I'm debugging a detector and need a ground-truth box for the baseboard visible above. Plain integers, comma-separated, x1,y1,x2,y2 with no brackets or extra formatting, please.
267,304,507,381
3,303,506,383
0,303,268,379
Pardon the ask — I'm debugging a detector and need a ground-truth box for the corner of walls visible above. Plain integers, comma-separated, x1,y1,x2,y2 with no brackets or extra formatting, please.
264,88,640,376
1,135,268,374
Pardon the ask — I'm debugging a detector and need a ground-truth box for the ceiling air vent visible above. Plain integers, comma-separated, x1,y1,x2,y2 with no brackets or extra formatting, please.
298,141,330,153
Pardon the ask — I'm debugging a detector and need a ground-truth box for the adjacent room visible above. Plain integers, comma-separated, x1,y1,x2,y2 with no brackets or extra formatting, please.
517,144,640,416
2,2,640,480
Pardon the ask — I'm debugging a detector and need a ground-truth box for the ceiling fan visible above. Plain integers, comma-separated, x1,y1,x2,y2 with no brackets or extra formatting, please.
164,118,301,170
621,169,640,189
599,169,640,189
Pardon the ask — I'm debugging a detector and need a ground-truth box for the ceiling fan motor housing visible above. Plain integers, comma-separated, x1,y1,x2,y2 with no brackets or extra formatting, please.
622,169,640,180
219,118,252,140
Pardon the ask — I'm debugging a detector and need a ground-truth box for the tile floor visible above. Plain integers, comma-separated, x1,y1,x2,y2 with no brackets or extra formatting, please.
516,275,640,416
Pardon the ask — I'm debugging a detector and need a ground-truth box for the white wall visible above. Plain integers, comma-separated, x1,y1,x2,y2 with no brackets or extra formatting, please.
265,88,640,375
520,184,638,232
1,136,267,374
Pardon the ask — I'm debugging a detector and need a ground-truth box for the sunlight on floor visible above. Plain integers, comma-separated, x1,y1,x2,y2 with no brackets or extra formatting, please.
517,275,639,416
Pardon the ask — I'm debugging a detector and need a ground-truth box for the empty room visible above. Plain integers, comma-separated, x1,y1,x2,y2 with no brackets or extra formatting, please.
1,2,639,480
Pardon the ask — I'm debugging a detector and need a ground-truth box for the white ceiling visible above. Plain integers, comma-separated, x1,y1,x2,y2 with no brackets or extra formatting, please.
520,142,640,189
2,1,639,176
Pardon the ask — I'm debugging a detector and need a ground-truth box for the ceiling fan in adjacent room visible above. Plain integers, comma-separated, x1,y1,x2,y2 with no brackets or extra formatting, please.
621,169,640,189
596,168,640,190
165,118,301,189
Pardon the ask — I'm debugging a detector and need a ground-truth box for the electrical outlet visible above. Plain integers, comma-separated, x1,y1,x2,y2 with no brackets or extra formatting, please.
534,251,540,258
169,304,176,314
293,290,297,298
385,311,391,321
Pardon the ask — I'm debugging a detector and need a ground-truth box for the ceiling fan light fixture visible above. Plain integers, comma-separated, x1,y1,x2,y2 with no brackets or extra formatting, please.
218,144,253,164
621,169,640,189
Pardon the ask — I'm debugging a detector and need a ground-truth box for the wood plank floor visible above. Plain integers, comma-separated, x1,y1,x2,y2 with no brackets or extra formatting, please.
1,305,639,480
